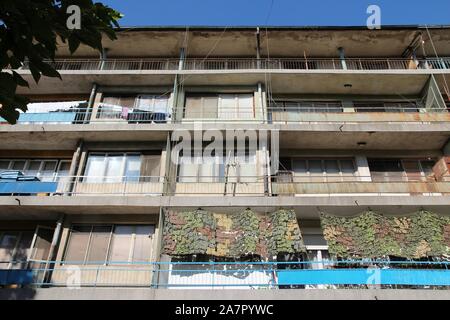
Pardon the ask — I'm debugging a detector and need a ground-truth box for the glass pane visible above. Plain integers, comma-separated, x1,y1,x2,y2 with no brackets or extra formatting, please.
132,226,155,263
0,232,19,263
135,95,154,112
154,98,169,113
11,232,34,269
292,160,307,174
26,161,42,177
309,160,323,174
237,94,254,119
12,160,26,171
0,160,10,171
219,95,236,119
420,160,435,178
184,97,202,118
57,162,71,177
203,97,219,119
324,160,339,174
64,226,91,263
86,226,112,264
85,156,105,183
105,155,123,183
108,226,133,263
124,155,141,182
178,157,198,183
40,161,58,181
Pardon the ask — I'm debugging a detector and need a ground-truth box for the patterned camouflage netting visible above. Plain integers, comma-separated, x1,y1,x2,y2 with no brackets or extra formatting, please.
321,210,450,259
162,209,305,259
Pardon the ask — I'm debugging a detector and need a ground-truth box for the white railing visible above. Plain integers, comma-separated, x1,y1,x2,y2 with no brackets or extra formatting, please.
15,57,450,71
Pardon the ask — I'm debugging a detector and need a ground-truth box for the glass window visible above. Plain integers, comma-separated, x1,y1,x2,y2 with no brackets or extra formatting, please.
124,155,141,182
309,160,323,175
104,155,124,183
64,226,92,263
132,226,155,263
65,225,154,265
86,226,112,263
108,226,133,263
11,161,26,171
0,160,10,171
84,155,106,183
0,232,20,263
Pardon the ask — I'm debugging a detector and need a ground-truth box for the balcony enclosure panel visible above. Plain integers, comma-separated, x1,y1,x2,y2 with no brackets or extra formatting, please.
184,94,256,121
76,153,163,195
52,225,155,287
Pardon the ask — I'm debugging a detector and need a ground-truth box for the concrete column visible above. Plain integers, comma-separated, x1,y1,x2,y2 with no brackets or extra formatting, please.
84,83,97,123
65,140,84,195
89,91,104,121
355,156,371,181
338,47,347,70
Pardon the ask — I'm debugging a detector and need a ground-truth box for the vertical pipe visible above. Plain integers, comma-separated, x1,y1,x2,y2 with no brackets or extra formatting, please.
256,27,261,69
338,47,347,70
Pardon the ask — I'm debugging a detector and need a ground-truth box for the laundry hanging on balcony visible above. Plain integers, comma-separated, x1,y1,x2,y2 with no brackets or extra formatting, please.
162,209,305,259
320,210,450,259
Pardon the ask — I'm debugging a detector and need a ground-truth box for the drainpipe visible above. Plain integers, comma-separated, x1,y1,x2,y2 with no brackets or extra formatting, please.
100,48,108,70
84,83,97,124
172,47,185,122
43,214,65,284
256,27,261,69
338,47,347,70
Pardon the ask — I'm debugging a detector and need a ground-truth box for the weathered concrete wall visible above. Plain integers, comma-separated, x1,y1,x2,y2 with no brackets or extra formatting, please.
1,288,450,300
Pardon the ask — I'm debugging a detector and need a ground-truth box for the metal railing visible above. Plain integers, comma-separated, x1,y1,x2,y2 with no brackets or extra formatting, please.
1,173,448,196
2,260,449,289
15,57,450,72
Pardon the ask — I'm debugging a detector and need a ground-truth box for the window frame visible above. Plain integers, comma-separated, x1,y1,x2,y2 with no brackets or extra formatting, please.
0,159,71,181
289,158,357,182
63,224,155,265
83,152,142,183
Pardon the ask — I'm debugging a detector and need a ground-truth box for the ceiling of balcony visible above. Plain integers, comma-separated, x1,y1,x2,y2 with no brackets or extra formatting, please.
55,27,450,58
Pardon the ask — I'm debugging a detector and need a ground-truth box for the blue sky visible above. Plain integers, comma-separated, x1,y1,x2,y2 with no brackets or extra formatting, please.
101,0,450,27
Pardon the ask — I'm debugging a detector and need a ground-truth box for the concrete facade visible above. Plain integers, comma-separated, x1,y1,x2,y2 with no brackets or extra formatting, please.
1,26,450,299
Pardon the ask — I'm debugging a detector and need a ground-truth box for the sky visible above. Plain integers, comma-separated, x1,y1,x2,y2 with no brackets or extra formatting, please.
101,0,450,27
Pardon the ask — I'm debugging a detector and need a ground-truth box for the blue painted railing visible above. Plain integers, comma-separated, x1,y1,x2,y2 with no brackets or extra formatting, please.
0,181,58,195
1,260,446,289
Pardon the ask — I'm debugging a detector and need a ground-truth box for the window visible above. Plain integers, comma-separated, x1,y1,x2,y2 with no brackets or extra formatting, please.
0,159,71,181
64,225,155,265
99,95,170,122
368,159,436,182
354,101,419,113
289,158,357,182
0,231,34,269
184,94,255,120
84,153,145,183
178,150,257,183
271,101,343,113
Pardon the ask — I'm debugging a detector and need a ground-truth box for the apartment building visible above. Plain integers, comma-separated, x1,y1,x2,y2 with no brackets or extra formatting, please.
1,26,450,299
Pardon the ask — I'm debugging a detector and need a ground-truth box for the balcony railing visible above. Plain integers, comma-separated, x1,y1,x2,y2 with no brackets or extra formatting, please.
272,173,448,196
3,260,449,288
15,57,450,72
1,173,449,197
